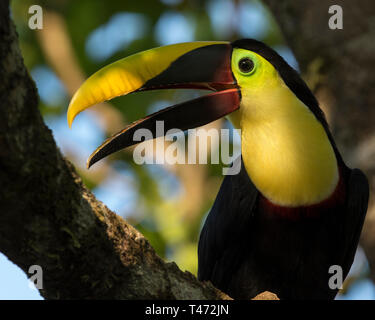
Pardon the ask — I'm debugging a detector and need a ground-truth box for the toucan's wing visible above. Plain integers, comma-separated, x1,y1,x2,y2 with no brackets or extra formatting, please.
197,157,259,293
341,168,369,276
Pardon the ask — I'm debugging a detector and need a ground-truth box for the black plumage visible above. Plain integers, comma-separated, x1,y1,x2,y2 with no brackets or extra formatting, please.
198,157,368,299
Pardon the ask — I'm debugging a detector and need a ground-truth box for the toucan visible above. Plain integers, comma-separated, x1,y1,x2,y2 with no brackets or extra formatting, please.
67,39,369,300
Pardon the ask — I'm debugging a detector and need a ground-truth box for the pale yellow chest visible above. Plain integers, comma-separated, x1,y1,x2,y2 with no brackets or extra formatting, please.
231,85,339,207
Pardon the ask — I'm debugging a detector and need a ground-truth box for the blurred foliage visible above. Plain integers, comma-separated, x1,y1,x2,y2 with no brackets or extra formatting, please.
10,0,288,277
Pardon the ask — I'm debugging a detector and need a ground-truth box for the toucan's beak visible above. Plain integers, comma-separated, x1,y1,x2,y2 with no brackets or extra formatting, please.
67,41,240,168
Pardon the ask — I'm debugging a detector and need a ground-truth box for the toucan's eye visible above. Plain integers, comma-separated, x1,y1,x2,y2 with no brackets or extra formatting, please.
238,58,254,74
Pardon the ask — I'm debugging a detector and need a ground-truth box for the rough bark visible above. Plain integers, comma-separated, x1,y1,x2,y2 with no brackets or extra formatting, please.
263,0,375,280
0,0,234,300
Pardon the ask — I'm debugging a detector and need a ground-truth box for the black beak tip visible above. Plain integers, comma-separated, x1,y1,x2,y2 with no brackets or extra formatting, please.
86,155,98,169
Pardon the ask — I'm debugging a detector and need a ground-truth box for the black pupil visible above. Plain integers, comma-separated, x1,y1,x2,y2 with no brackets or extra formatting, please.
238,58,254,73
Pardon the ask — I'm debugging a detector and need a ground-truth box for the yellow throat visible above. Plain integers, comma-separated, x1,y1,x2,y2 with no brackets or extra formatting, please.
229,49,339,207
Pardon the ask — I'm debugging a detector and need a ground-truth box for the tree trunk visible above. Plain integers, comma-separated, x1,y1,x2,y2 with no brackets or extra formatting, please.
263,0,375,280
